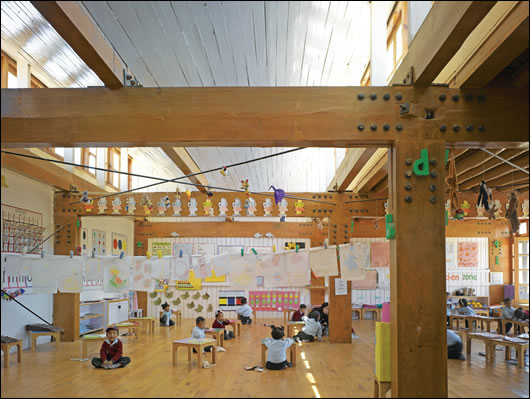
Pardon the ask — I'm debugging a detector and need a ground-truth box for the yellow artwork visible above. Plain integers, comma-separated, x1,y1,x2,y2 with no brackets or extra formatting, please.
176,270,202,290
204,269,226,283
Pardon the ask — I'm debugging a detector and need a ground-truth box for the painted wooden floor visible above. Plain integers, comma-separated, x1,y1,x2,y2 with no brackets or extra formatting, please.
1,319,528,398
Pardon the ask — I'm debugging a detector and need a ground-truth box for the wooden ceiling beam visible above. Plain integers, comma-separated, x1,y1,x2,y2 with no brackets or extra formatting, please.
455,148,504,176
484,171,529,188
496,180,529,192
455,1,529,88
30,1,124,89
348,149,388,193
161,147,208,193
371,175,389,193
327,148,378,192
391,1,496,86
2,87,528,147
510,59,530,87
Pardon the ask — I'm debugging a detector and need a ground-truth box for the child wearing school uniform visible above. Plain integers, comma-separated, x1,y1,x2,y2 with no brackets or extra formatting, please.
192,316,225,353
501,298,516,334
446,292,455,326
291,304,307,321
293,311,323,343
447,329,465,360
262,325,295,370
212,310,235,340
236,297,253,325
457,298,475,329
91,326,131,369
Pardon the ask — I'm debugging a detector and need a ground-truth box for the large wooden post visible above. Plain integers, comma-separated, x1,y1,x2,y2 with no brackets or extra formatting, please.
390,140,447,397
328,194,353,343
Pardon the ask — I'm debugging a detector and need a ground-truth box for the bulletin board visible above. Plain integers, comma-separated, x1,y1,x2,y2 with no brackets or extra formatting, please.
1,204,45,255
249,290,300,311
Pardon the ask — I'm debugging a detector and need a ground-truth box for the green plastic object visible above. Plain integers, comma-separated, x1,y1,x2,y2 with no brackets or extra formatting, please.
385,214,395,240
445,149,450,165
351,220,354,233
445,210,448,226
412,148,430,176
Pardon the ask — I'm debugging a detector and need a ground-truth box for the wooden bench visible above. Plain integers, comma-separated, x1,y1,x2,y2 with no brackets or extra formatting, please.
373,376,391,398
449,315,468,330
362,308,380,321
1,338,22,368
159,310,182,325
261,342,297,367
81,333,107,358
30,331,60,352
172,338,217,368
467,316,500,333
465,332,503,362
129,317,155,334
204,328,224,347
501,319,529,335
488,338,529,368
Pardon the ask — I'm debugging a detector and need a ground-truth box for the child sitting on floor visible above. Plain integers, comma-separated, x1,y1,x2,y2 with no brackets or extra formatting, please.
212,310,235,340
91,326,131,369
291,304,307,321
192,316,225,353
514,307,529,322
447,329,465,360
160,302,178,326
236,297,253,325
262,325,295,370
501,298,516,334
293,310,323,343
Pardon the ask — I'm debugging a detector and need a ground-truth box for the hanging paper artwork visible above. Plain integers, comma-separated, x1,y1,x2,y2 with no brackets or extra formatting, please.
370,242,390,268
309,247,338,277
2,255,32,293
21,257,57,294
460,200,471,215
284,250,310,286
240,179,250,196
229,254,257,288
350,270,377,289
218,290,245,311
152,242,171,256
339,243,370,281
83,197,94,213
218,198,229,217
172,194,182,216
92,229,106,255
171,255,191,280
263,198,273,216
103,257,129,292
192,248,212,279
157,198,168,216
445,239,458,269
141,194,153,215
56,256,84,293
188,198,198,216
97,198,107,214
203,198,214,216
204,270,226,283
126,196,136,215
245,198,257,216
172,243,193,257
376,268,390,289
256,254,289,288
129,257,154,291
218,245,244,255
150,257,171,279
84,257,104,288
232,198,242,216
458,242,479,268
112,233,127,256
112,197,122,214
294,200,304,215
176,270,202,291
522,199,529,217
278,199,288,218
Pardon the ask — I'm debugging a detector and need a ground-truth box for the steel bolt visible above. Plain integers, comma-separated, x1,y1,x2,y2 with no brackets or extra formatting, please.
405,170,412,178
383,124,390,131
440,124,447,132
452,94,460,102
464,94,473,101
383,93,390,101
370,124,377,131
430,196,437,203
395,93,403,101
439,93,446,101
466,124,473,132
430,159,437,166
396,124,403,131
404,183,412,191
430,170,437,177
370,93,377,100
453,124,460,132
429,184,436,192
478,125,486,132
357,93,365,100
357,123,365,131
405,158,413,165
404,196,412,203
477,94,486,102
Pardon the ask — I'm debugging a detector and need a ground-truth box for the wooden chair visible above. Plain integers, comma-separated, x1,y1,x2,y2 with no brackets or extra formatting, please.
1,337,22,368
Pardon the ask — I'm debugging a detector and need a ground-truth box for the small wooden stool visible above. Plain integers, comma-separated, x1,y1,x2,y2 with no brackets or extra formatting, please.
287,321,305,337
115,322,140,338
373,377,391,398
488,338,529,368
205,328,224,347
228,320,242,337
352,307,363,320
1,339,22,368
172,338,217,368
362,308,379,321
261,342,297,367
81,333,107,358
129,317,155,334
30,331,60,352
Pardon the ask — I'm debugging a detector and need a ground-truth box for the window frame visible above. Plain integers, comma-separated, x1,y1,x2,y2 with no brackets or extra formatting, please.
514,236,529,304
81,148,98,176
107,148,121,189
1,51,17,88
385,1,409,82
128,155,133,190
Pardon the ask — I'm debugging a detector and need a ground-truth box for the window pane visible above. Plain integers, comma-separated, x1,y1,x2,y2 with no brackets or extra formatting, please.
520,270,529,285
112,172,118,187
114,153,120,169
519,223,528,235
74,148,81,164
519,255,529,270
54,147,64,157
386,40,394,78
395,24,403,62
520,285,529,300
7,72,17,88
90,147,97,156
89,155,96,169
519,240,529,254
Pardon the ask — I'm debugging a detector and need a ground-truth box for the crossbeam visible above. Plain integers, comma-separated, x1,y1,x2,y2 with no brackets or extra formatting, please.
1,87,528,148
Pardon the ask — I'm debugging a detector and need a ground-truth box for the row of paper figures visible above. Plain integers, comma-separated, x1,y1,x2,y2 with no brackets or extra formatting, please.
85,195,306,217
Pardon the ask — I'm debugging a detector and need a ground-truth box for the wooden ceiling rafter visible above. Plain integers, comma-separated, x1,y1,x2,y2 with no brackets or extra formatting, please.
161,147,209,193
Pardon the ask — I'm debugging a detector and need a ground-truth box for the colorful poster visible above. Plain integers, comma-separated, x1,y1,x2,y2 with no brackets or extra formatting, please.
350,270,377,289
284,250,310,286
129,257,154,291
249,290,300,311
446,239,458,269
103,257,129,293
176,270,202,290
218,290,245,311
171,255,191,280
56,257,84,293
370,241,390,268
229,255,257,288
154,278,169,292
152,242,171,256
309,247,338,277
92,229,106,255
256,253,289,288
339,243,370,281
458,242,479,268
172,243,193,257
112,233,127,256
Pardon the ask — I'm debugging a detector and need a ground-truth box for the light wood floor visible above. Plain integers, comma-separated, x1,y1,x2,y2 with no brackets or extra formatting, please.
1,319,528,398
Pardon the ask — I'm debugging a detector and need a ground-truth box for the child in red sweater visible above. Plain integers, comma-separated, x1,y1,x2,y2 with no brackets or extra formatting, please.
291,304,307,321
212,310,235,340
91,326,131,369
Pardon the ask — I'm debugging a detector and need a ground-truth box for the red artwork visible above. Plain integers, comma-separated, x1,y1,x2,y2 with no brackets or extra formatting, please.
458,242,479,268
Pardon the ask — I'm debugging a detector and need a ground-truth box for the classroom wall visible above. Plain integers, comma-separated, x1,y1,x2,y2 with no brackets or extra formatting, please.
1,169,55,349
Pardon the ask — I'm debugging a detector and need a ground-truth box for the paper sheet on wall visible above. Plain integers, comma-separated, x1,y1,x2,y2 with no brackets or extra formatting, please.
152,242,171,256
22,257,58,294
210,253,232,276
490,272,503,285
191,252,212,279
446,239,458,269
256,253,289,288
56,256,84,293
1,255,32,292
335,278,348,295
84,257,104,282
193,243,215,256
309,247,338,277
103,257,130,292
377,268,390,289
130,257,154,291
458,242,479,268
339,243,370,281
370,242,390,268
171,256,191,280
350,270,377,289
229,255,257,288
218,245,244,255
284,250,310,286
172,243,193,257
150,257,171,279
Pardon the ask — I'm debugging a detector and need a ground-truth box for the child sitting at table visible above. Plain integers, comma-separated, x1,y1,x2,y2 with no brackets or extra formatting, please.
446,292,455,326
291,304,307,321
160,302,178,326
212,310,235,340
91,326,131,369
262,325,295,370
236,297,253,325
192,316,225,353
501,298,516,334
514,307,529,322
447,329,465,360
293,311,323,343
457,298,476,329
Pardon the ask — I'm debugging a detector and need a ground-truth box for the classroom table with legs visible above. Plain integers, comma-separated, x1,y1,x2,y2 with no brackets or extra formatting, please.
261,342,297,367
287,321,305,338
228,320,241,337
1,339,22,368
361,308,380,321
467,316,500,333
352,307,363,320
501,319,529,335
488,338,529,368
449,315,468,330
283,308,297,326
172,338,217,368
30,331,60,352
465,332,504,362
81,333,107,358
204,328,224,348
474,309,490,317
115,322,140,338
128,317,155,334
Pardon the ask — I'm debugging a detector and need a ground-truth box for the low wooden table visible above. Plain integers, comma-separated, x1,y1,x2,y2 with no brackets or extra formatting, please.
205,328,224,347
82,333,107,358
352,307,363,320
361,308,380,321
468,316,500,333
488,338,529,368
373,376,391,398
129,317,155,334
228,320,242,337
261,342,297,367
30,331,60,352
115,322,140,338
474,309,490,317
1,339,22,368
159,311,182,325
283,308,298,326
501,319,529,335
287,321,305,338
449,315,468,330
465,332,503,362
172,338,217,368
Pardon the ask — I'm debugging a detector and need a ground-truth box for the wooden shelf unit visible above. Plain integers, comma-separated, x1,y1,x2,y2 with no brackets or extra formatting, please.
80,327,104,336
449,295,490,307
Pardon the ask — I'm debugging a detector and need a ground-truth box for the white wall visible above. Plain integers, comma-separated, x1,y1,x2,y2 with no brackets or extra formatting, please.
408,1,432,43
1,169,55,350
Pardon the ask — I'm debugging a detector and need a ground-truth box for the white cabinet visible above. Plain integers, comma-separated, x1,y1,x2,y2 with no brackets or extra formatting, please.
107,299,129,326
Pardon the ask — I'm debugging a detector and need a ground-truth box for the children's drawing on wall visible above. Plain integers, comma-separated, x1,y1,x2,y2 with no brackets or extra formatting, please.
278,199,288,220
458,242,479,268
171,255,190,280
203,197,214,216
112,197,122,214
339,243,370,281
21,257,57,294
172,192,182,216
370,241,390,268
92,230,106,255
56,257,84,293
229,255,257,288
294,200,304,215
104,257,129,292
97,198,107,214
130,257,154,291
245,197,257,216
256,254,289,288
141,194,153,215
309,247,338,277
112,233,127,256
157,196,170,216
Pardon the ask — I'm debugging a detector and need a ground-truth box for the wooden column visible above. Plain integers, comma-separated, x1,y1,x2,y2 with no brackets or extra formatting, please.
390,141,447,397
328,194,352,343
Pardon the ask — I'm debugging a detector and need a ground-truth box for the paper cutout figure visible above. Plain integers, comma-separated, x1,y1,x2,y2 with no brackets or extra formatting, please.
241,179,250,197
97,198,108,214
384,201,389,215
84,198,94,213
493,200,502,218
220,166,229,177
141,194,153,215
294,200,304,215
218,198,229,217
476,203,485,217
185,190,191,200
157,198,168,215
279,199,288,217
232,198,242,216
522,199,529,217
111,197,122,214
263,198,273,216
245,198,257,216
460,200,471,215
188,198,198,216
172,195,182,216
203,198,213,216
126,197,136,215
269,186,286,205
